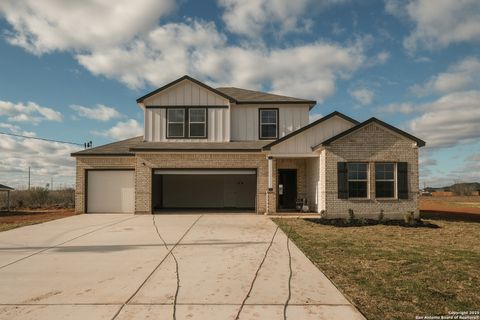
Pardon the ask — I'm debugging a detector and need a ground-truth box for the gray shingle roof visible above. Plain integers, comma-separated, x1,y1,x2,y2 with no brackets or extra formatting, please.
71,137,268,156
71,136,143,156
216,87,316,105
130,140,268,152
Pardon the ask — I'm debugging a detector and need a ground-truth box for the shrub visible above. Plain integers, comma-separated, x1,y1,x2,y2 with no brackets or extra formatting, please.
1,188,74,209
403,211,415,225
378,209,385,222
346,209,355,224
320,210,327,219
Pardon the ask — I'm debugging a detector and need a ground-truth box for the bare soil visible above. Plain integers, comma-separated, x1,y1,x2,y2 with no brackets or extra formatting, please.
0,208,77,232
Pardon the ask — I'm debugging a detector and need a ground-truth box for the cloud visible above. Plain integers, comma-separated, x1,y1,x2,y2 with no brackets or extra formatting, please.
379,102,416,114
94,119,143,140
77,20,366,102
408,90,480,148
349,88,374,105
217,0,346,38
410,56,480,96
0,100,62,123
309,113,323,123
386,0,480,53
0,123,36,136
70,104,122,121
0,134,80,189
0,0,176,54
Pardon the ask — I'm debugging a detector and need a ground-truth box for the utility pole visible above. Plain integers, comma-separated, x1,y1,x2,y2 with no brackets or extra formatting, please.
51,177,53,190
28,167,31,190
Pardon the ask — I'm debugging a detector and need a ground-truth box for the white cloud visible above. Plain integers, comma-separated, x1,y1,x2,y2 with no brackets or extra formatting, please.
379,102,416,114
0,134,80,189
410,57,480,96
386,0,480,53
408,90,480,148
350,88,374,105
70,104,122,121
0,100,62,123
77,20,366,102
0,0,176,54
309,113,323,123
0,123,36,136
217,0,346,38
94,119,143,140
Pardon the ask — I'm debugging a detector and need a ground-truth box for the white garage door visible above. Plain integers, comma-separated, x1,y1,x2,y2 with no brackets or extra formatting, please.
87,170,135,213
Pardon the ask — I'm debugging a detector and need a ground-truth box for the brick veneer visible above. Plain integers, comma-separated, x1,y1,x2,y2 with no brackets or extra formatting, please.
321,122,419,219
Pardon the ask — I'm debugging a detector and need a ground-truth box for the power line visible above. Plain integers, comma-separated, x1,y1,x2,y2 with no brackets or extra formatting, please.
0,131,83,146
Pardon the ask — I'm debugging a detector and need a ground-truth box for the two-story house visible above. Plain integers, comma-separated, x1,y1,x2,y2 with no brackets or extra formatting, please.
72,75,425,219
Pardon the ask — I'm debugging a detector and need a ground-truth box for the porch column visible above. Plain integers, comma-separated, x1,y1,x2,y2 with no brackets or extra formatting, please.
267,156,273,191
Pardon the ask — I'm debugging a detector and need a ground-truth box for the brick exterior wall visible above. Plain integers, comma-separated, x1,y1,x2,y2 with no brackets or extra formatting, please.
134,152,272,214
74,156,136,213
321,122,419,219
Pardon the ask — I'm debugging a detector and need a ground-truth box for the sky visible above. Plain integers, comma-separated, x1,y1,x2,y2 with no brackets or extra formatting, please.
0,0,479,189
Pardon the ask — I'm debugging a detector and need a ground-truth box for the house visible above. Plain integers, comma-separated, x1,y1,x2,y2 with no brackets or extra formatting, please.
71,75,425,219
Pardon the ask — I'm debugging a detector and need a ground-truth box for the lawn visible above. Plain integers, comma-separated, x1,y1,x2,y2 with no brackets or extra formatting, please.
420,196,480,214
273,216,480,320
0,209,76,232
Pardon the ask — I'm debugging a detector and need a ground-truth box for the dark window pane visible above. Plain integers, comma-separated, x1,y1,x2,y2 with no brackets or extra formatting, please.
168,123,184,137
261,124,277,138
261,110,277,124
189,123,205,137
189,109,205,122
348,163,367,180
168,109,184,122
376,181,394,198
376,163,394,180
348,181,367,198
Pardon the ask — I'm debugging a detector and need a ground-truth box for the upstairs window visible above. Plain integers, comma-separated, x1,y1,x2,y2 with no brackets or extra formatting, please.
189,108,207,138
259,109,278,139
347,163,368,198
375,163,396,198
167,109,185,138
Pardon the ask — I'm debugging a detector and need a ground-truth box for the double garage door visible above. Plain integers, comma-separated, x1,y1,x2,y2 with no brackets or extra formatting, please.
86,169,256,213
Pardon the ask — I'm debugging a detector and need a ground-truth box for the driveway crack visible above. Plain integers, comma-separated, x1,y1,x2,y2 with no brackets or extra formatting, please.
111,215,202,320
283,234,292,320
234,226,279,320
152,215,180,320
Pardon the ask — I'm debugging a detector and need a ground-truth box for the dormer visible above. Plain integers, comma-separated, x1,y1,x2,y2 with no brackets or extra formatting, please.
137,75,316,142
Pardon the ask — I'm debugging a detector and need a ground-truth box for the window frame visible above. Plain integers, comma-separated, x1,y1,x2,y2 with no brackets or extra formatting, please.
166,107,208,139
166,108,186,138
347,162,369,199
188,108,207,138
258,108,279,140
375,162,397,199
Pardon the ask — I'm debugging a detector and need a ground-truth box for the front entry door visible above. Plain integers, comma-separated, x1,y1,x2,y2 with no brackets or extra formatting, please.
278,169,297,210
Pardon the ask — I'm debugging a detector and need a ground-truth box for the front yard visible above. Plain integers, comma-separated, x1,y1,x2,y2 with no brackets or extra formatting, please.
274,217,480,320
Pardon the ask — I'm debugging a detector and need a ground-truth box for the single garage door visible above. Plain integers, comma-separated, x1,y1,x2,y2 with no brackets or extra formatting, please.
87,170,135,213
152,169,256,211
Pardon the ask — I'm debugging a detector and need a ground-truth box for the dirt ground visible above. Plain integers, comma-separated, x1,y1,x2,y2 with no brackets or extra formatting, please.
0,209,77,232
419,195,480,214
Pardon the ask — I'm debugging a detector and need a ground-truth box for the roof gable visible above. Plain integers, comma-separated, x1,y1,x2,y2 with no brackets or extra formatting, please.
313,117,426,149
263,111,359,151
136,75,235,104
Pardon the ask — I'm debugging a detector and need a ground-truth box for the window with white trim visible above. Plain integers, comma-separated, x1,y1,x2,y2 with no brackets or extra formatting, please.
375,163,396,198
347,163,368,198
259,109,278,139
167,109,185,138
188,108,207,138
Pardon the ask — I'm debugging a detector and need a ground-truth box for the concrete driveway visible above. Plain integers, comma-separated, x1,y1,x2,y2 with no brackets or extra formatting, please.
0,214,365,320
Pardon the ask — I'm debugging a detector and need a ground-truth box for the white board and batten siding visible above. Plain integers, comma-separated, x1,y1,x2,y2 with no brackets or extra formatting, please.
230,104,310,141
269,115,356,154
143,79,231,142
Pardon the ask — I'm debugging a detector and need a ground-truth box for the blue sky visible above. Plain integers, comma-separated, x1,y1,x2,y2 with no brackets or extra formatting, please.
0,0,479,188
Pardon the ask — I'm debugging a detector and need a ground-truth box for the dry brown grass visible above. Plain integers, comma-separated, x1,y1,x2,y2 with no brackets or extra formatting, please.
0,209,76,232
274,217,480,320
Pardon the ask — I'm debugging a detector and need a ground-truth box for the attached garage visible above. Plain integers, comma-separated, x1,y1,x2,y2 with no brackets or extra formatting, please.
86,170,135,213
152,169,257,212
